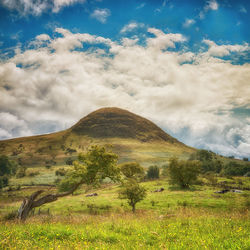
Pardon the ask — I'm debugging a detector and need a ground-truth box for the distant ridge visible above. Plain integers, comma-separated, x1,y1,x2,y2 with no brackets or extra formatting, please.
71,107,179,143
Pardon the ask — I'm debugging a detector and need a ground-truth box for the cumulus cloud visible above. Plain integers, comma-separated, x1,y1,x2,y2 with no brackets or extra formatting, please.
199,0,219,19
120,22,144,33
147,28,186,50
204,0,219,11
0,28,250,157
183,19,195,28
203,39,249,57
90,8,110,23
0,0,85,15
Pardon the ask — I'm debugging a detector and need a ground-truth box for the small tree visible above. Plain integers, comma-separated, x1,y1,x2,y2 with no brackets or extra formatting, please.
119,162,144,180
0,155,18,190
168,157,201,189
147,165,160,179
118,179,146,213
17,145,120,220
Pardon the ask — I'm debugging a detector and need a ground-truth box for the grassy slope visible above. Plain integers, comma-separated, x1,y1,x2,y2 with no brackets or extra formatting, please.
0,130,195,168
0,107,196,167
0,178,249,249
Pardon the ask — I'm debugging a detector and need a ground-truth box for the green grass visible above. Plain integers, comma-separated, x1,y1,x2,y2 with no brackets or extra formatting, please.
1,178,249,249
0,210,249,249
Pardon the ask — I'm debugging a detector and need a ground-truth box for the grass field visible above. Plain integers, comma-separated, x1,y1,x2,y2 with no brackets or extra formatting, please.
0,178,249,249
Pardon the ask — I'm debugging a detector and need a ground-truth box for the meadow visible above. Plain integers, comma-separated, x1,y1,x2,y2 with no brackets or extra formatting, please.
1,177,249,249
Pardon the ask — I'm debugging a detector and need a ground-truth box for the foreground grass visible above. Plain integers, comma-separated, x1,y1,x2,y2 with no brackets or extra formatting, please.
1,178,249,249
1,209,249,249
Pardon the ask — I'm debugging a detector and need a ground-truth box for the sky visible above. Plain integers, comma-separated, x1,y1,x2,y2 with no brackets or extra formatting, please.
0,0,249,159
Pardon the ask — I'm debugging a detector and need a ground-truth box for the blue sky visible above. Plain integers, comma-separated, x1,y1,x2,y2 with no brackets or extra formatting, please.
0,0,249,158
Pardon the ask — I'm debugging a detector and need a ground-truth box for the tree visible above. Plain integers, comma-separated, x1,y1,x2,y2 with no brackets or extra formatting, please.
118,179,146,213
119,162,144,180
168,157,201,189
147,165,160,179
0,155,17,190
0,155,17,176
17,145,120,220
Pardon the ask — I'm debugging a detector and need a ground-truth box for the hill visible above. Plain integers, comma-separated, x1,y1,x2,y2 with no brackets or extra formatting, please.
0,107,194,166
71,107,179,143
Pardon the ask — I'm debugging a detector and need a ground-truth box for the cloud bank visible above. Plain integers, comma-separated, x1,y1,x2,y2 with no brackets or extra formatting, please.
0,27,249,158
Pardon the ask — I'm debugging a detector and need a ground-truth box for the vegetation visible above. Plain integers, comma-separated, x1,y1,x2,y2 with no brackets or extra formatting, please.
0,177,249,249
17,145,120,220
0,108,249,248
118,179,147,212
168,158,201,189
0,155,17,189
119,162,144,180
147,165,160,179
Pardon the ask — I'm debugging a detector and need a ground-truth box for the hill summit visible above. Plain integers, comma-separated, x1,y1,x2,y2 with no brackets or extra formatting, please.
71,107,179,143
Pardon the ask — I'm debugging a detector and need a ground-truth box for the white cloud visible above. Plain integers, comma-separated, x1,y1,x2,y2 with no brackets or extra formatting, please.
205,0,219,11
183,19,195,28
120,22,144,33
0,28,250,157
147,28,186,50
91,8,110,23
199,0,219,19
203,39,249,57
52,0,85,13
0,0,85,16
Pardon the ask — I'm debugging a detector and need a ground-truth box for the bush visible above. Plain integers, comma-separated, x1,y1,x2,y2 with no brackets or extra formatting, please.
45,165,51,169
147,165,160,179
66,158,73,165
119,162,144,180
0,175,9,189
55,168,67,176
168,158,201,189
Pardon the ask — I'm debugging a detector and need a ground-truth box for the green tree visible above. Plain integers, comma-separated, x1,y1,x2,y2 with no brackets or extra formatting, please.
0,155,17,176
0,155,18,189
18,145,120,220
147,165,160,179
168,157,201,189
118,179,146,212
119,162,144,180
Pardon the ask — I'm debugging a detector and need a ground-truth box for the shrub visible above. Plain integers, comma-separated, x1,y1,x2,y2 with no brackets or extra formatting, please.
45,165,51,169
147,165,160,179
66,158,73,165
55,168,67,176
168,158,201,189
0,175,9,189
119,162,144,180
